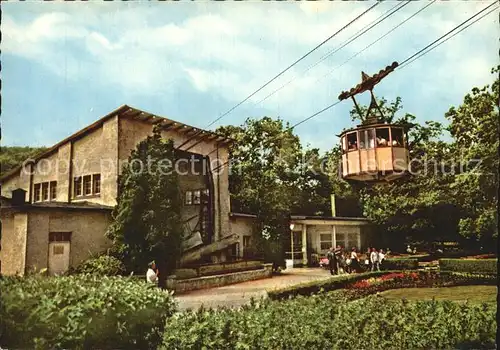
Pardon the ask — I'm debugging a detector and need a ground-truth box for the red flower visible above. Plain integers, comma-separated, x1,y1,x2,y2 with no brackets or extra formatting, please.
380,272,419,281
351,280,371,289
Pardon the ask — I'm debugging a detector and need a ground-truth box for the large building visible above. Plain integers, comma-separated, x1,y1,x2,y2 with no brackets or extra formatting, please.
0,105,255,275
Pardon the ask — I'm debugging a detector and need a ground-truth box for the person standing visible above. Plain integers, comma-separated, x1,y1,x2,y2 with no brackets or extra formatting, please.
370,248,380,271
335,245,345,274
146,261,159,284
378,249,386,270
327,247,338,275
350,247,360,273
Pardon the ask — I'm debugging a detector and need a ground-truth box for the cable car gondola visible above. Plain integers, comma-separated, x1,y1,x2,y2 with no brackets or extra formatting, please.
338,62,410,182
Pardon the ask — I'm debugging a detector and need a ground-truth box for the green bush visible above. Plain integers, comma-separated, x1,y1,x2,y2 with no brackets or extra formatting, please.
268,271,391,300
161,294,497,349
439,258,498,275
382,258,419,270
67,254,125,276
0,275,176,349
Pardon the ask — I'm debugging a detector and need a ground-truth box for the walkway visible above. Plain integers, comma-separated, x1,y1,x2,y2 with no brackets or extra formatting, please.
175,268,334,311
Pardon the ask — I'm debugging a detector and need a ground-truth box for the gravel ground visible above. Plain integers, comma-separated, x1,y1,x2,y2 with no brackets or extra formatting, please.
174,267,336,311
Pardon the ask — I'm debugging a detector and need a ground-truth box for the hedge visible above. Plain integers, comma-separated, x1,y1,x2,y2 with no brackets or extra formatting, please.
66,254,125,276
382,258,419,270
439,258,498,275
0,274,177,349
162,293,497,349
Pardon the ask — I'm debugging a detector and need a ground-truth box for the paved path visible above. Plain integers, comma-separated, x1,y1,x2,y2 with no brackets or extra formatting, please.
175,268,334,311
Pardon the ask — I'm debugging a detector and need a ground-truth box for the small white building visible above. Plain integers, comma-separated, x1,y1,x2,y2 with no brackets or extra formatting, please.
288,215,372,267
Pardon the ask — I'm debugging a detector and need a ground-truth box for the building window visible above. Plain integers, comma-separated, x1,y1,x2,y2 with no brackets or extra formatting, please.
50,181,57,200
243,235,251,249
376,128,390,147
49,232,71,242
365,129,376,149
185,191,193,205
42,182,49,201
201,189,209,203
34,184,41,202
74,174,101,198
34,183,41,202
335,231,359,250
193,190,201,205
83,175,92,196
33,181,57,202
74,177,83,197
93,174,101,194
320,233,332,250
347,132,358,151
391,127,404,147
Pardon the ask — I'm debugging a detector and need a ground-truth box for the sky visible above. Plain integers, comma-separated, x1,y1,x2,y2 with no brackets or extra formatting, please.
1,1,498,152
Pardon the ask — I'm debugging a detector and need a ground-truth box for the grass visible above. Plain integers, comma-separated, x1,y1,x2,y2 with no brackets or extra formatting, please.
380,285,497,304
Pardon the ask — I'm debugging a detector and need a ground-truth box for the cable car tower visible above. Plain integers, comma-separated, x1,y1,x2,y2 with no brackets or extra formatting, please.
338,61,410,183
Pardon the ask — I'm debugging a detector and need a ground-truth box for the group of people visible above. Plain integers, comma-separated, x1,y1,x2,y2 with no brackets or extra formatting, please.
326,246,387,275
347,137,401,151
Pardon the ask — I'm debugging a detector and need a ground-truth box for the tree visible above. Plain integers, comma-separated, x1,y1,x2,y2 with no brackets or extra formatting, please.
217,117,304,268
106,126,183,287
445,66,499,250
291,148,332,216
0,146,47,177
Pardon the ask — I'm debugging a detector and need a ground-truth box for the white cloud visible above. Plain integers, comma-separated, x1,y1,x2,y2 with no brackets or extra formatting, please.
2,1,498,142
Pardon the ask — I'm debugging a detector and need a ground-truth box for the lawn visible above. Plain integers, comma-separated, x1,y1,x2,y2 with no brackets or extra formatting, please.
380,285,497,304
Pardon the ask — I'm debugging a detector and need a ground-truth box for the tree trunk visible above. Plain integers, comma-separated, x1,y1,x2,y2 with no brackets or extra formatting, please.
157,260,167,289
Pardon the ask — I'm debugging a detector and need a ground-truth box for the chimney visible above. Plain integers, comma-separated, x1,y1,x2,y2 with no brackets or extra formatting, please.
11,188,27,206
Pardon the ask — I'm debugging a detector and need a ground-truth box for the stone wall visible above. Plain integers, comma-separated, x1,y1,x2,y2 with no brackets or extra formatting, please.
171,263,273,293
176,260,263,279
25,211,50,272
72,116,119,206
47,209,112,267
0,210,28,275
1,208,112,275
229,215,257,257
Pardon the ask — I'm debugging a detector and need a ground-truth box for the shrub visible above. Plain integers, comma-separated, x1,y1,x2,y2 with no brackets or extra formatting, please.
382,258,419,270
161,294,497,349
0,275,176,349
439,258,497,275
67,254,125,276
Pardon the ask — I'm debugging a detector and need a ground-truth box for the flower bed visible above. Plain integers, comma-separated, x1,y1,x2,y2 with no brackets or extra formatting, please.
267,271,392,301
340,271,496,301
268,270,496,302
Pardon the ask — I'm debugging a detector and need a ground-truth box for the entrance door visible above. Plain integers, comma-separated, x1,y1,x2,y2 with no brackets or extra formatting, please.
48,232,71,275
